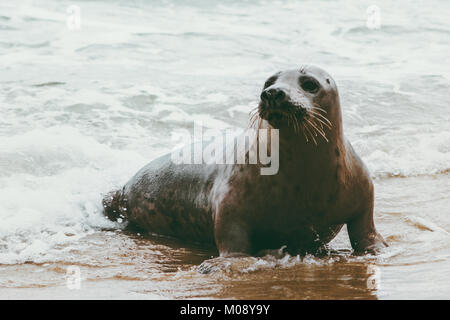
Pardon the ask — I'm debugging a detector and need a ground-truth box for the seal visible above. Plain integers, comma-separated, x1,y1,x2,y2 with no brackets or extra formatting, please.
103,65,387,261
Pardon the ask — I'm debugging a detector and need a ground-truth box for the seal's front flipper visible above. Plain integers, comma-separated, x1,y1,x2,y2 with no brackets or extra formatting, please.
197,256,231,274
215,219,252,257
197,253,251,274
347,208,388,254
197,220,252,274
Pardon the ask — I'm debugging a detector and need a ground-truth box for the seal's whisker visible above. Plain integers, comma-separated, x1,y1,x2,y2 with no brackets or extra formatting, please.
310,115,327,134
300,122,309,143
312,114,324,129
294,114,301,134
288,114,296,134
296,115,303,135
286,113,294,133
311,104,328,114
306,119,319,137
314,117,332,130
309,108,330,119
309,120,323,143
304,122,318,145
308,118,329,143
312,116,332,130
309,110,332,128
310,105,323,110
307,118,326,137
302,127,309,142
287,112,299,134
286,113,292,131
291,117,296,134
248,107,261,128
310,107,328,115
249,114,257,128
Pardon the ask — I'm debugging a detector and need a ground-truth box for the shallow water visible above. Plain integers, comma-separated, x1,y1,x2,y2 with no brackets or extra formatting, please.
0,0,449,299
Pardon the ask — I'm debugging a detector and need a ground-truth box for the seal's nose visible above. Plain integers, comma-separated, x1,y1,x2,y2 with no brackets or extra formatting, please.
260,87,287,106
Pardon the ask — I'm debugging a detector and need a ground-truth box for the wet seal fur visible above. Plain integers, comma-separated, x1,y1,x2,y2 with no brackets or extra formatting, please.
103,65,387,270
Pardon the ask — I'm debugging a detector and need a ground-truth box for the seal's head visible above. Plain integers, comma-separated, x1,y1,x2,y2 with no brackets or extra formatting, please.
257,65,342,144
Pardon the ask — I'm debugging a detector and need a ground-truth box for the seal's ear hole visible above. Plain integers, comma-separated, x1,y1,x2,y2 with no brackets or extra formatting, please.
300,77,320,93
326,78,330,84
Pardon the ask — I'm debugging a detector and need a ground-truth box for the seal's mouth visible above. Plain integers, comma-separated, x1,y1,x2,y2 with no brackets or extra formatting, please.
266,110,285,122
258,100,306,127
254,99,333,145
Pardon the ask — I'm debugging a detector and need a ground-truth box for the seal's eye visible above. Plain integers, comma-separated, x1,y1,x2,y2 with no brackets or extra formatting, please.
300,77,320,93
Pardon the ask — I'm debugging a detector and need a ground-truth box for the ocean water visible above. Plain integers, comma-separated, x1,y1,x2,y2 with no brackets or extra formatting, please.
0,0,449,299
